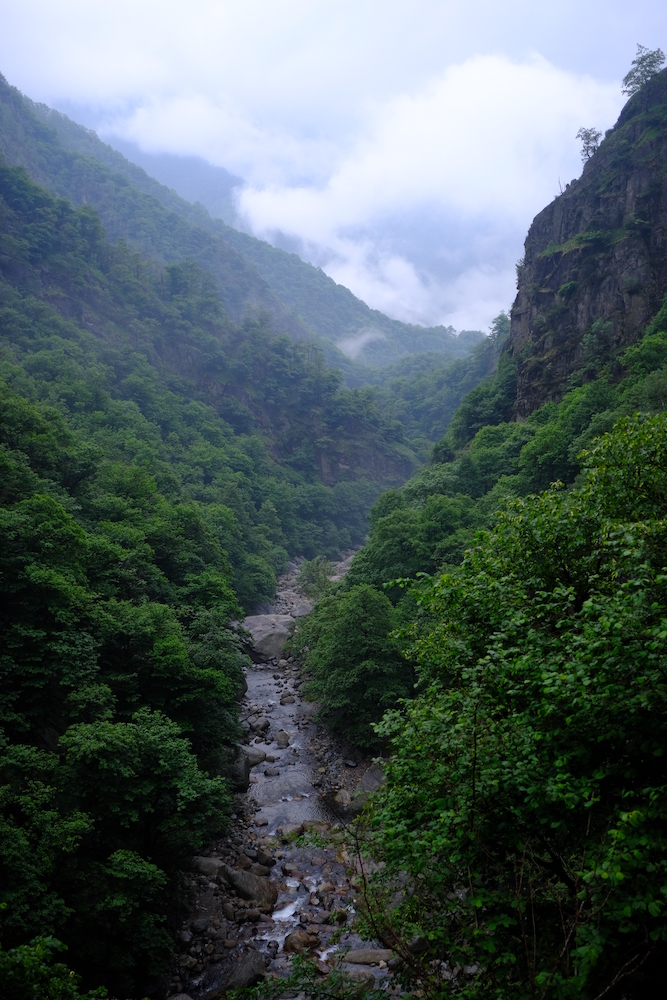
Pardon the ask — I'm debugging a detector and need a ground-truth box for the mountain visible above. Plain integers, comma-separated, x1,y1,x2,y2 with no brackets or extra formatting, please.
508,67,667,416
0,73,482,372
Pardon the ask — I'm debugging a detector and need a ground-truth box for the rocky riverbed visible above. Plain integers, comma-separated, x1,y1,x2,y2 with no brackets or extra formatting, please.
165,557,394,1000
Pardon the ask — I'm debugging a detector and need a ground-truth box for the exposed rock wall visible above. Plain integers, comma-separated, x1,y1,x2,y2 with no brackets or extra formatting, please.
508,68,667,417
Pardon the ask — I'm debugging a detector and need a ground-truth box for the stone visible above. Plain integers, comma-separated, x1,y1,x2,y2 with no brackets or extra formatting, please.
224,949,266,989
310,855,326,866
278,659,288,667
254,816,268,827
344,759,357,767
264,766,280,777
235,854,252,870
192,856,224,879
357,762,385,794
229,750,251,793
246,908,261,921
334,789,352,807
226,868,278,908
275,730,290,749
249,862,271,877
179,955,197,969
302,819,331,833
290,602,313,617
223,902,235,920
283,928,321,954
279,694,295,705
170,995,194,1000
277,823,303,839
243,614,294,659
256,849,276,867
241,745,267,767
348,970,375,987
344,949,395,964
250,717,270,732
179,929,192,945
190,917,208,934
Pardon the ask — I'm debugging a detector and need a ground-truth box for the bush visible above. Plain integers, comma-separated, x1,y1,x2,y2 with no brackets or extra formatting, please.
293,584,414,747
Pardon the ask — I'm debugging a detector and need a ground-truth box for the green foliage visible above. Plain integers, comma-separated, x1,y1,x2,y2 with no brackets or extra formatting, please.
576,126,602,160
296,555,334,599
360,413,667,997
622,43,666,97
293,584,414,747
0,936,108,1000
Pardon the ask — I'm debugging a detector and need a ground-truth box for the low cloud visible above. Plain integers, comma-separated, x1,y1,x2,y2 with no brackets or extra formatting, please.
233,54,621,327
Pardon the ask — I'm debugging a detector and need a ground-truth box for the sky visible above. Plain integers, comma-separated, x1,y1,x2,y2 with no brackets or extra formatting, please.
1,1,665,331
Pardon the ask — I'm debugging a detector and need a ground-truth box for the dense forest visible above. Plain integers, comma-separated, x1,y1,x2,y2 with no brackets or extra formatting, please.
2,50,667,1000
289,59,667,998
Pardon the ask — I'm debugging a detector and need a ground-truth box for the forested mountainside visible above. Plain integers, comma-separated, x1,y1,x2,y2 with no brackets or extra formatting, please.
293,61,667,998
0,153,421,995
0,73,482,371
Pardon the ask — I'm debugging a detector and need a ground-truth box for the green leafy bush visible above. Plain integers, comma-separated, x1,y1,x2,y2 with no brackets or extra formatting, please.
360,412,667,997
293,584,414,747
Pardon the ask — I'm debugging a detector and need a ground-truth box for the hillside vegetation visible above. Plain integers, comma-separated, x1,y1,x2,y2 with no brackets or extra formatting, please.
291,61,667,998
0,73,482,372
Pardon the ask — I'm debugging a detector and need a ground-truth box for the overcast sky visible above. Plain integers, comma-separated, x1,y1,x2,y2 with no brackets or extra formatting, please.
1,1,665,330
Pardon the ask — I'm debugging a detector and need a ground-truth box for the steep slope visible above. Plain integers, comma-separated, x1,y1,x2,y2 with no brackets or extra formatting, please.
0,72,481,371
508,67,667,416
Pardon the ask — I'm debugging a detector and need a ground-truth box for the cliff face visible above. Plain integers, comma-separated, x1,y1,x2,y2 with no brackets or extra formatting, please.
508,69,667,417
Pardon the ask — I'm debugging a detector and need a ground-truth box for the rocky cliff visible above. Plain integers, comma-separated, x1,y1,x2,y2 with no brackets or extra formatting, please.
508,68,667,417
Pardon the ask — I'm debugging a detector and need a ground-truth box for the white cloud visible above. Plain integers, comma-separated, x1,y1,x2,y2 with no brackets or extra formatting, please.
234,54,621,326
2,0,657,328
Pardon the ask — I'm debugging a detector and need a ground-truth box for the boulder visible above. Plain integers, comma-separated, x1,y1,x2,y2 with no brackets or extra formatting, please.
224,949,266,990
275,730,290,749
226,868,278,908
334,789,352,807
241,745,267,767
229,750,251,792
277,822,304,840
356,762,385,794
290,601,313,617
279,694,295,705
192,856,224,879
250,716,270,732
243,615,294,659
284,928,320,953
264,766,280,777
344,949,395,964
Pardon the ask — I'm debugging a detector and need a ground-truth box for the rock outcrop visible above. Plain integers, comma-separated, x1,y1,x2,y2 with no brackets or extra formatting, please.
508,68,667,417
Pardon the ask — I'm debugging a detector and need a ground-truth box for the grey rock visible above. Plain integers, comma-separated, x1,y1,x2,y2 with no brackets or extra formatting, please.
249,862,271,876
250,716,270,732
275,730,290,749
224,949,266,989
169,994,194,1000
334,789,352,807
241,745,267,767
344,948,394,964
356,762,385,794
284,928,320,953
264,766,280,776
279,694,295,705
243,614,294,659
290,602,313,617
277,822,304,839
226,868,278,908
229,750,251,792
256,849,276,867
192,856,224,878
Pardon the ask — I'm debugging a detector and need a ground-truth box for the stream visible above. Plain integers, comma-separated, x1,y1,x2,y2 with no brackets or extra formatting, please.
168,557,395,1000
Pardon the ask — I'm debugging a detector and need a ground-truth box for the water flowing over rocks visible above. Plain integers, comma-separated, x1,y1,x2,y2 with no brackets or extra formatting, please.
165,555,395,999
